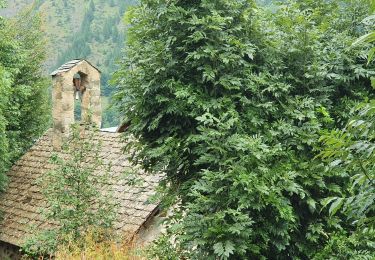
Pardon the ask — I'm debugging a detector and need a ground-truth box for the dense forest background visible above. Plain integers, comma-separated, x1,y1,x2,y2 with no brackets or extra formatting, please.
0,0,137,127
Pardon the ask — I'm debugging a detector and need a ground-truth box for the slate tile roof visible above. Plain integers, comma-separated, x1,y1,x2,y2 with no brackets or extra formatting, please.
0,130,160,247
50,59,101,76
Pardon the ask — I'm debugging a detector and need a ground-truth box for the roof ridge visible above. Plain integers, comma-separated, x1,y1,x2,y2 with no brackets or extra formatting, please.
50,59,101,76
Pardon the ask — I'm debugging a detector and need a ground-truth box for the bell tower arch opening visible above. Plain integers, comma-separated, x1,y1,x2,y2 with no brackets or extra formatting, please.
73,72,89,121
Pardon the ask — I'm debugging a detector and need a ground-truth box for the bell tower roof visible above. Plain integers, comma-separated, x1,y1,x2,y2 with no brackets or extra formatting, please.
50,59,101,76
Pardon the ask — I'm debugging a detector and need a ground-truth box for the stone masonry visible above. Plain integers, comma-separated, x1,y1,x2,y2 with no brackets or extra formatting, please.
50,59,102,150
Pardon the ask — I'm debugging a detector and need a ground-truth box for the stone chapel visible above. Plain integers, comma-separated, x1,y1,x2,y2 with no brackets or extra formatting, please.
0,60,162,259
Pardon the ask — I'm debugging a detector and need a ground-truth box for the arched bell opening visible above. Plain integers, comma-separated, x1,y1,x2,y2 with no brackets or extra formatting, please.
73,72,88,122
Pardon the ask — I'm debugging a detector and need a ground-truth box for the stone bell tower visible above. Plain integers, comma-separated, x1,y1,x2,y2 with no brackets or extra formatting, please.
50,59,101,150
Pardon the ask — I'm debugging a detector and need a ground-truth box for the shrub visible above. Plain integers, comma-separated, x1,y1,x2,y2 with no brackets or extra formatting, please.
54,229,146,260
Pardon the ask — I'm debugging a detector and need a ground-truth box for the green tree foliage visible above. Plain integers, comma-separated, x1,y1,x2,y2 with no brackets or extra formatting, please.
317,100,375,259
320,101,375,230
353,0,375,64
0,1,12,188
316,9,375,257
114,0,374,258
22,123,116,258
0,67,11,187
0,6,50,190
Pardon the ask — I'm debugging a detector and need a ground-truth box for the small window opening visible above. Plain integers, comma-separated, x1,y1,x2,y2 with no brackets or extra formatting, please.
73,73,82,100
